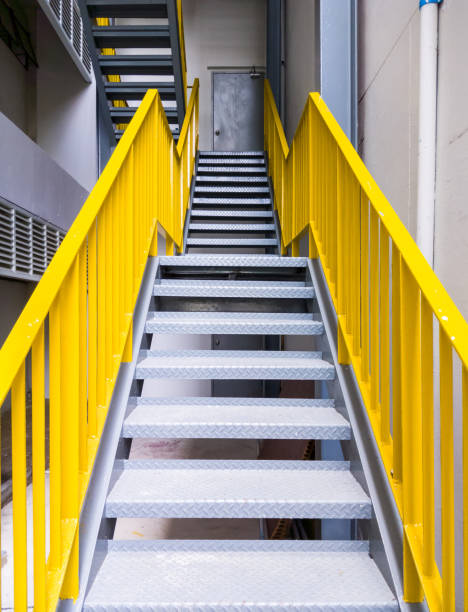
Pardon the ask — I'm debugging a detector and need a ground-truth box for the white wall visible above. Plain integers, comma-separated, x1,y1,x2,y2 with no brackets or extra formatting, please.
284,0,319,143
35,10,98,192
182,0,266,150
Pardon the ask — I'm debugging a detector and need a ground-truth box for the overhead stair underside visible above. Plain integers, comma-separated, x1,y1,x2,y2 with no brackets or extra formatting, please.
80,0,185,141
83,232,399,610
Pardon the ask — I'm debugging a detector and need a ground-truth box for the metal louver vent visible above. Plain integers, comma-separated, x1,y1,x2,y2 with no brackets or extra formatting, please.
38,0,92,78
0,199,65,281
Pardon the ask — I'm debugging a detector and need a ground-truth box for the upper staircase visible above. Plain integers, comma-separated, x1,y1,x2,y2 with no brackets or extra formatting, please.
79,0,186,141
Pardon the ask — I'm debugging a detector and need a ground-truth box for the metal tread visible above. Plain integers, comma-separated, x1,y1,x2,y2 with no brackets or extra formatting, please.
188,223,276,232
192,197,271,205
135,349,335,380
86,0,168,19
198,158,265,165
92,25,170,48
123,396,349,440
153,282,314,299
145,311,324,335
84,540,398,611
199,151,265,156
196,176,268,183
104,83,176,101
190,209,273,218
197,166,267,173
104,459,370,519
98,55,173,75
159,255,308,267
186,238,277,246
194,186,270,194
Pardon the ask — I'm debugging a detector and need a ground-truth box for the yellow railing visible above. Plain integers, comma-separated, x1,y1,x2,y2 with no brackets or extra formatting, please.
0,79,198,611
265,78,468,611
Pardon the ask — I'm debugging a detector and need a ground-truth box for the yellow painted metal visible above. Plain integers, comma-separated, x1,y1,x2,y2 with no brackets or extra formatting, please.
264,76,468,610
0,77,198,609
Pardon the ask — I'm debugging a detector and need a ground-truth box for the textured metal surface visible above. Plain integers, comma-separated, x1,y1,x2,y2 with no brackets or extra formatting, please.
192,197,271,205
145,311,324,335
105,459,371,519
196,176,268,183
135,349,334,380
198,158,265,165
123,396,350,440
159,255,308,267
84,539,398,611
194,186,270,194
199,151,265,156
191,210,273,218
197,166,266,173
189,223,276,232
186,238,278,246
153,281,314,299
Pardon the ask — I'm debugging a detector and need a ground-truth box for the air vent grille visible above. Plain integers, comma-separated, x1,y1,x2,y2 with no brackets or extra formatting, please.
0,200,65,281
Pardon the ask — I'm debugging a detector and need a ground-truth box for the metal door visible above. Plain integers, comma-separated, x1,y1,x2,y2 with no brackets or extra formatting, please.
212,72,264,151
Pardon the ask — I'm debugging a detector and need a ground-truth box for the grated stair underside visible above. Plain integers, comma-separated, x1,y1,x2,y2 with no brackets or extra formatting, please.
83,151,398,609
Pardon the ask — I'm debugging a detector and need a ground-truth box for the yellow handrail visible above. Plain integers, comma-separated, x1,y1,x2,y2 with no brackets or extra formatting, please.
265,78,467,611
0,79,199,611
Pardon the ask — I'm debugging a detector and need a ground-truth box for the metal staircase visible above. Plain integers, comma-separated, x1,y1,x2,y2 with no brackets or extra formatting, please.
185,151,280,253
82,220,399,608
79,0,185,141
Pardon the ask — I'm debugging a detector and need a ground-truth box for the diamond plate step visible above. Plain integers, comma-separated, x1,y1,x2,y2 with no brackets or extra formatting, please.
198,157,265,165
187,237,277,247
122,396,349,440
159,255,308,267
188,223,276,232
196,176,268,183
153,279,314,299
194,186,270,194
192,197,271,206
105,459,371,519
135,349,334,380
199,151,264,156
145,311,324,335
197,166,266,173
191,209,273,218
84,540,398,612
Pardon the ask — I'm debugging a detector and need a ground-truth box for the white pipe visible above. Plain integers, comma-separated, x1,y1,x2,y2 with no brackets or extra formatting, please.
416,1,441,268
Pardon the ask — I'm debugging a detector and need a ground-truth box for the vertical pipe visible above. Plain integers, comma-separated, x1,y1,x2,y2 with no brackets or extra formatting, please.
380,226,390,441
416,0,442,267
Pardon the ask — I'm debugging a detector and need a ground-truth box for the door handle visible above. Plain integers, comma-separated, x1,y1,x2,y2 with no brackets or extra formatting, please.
215,129,220,136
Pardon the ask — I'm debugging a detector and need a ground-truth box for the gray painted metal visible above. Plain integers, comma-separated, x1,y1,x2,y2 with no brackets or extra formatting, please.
144,311,324,335
123,396,350,440
186,238,278,247
105,459,371,519
189,223,276,232
159,254,308,267
84,540,398,611
153,281,314,299
86,0,168,19
195,187,270,194
135,349,335,380
91,25,171,48
212,74,264,151
197,166,266,173
199,151,264,156
166,0,186,127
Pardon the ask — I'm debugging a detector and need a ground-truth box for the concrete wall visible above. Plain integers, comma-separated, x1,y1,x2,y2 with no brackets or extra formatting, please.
0,112,88,230
284,0,319,143
35,10,98,192
0,40,30,135
182,0,267,150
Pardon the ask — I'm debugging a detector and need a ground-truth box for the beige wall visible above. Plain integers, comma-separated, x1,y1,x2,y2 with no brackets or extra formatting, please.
182,0,266,150
358,0,468,321
284,0,319,143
